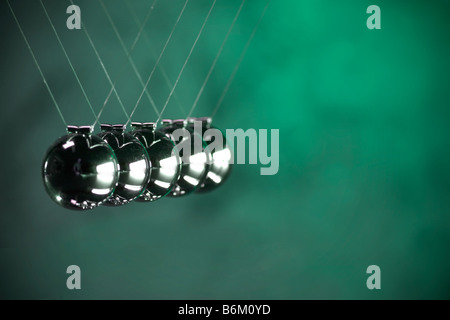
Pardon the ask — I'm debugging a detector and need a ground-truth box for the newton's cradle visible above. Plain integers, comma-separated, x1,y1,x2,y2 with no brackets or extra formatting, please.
7,0,269,210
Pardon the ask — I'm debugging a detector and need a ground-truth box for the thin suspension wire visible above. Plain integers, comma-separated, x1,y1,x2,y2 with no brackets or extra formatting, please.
40,0,97,119
65,0,155,128
93,84,116,127
211,0,271,119
91,0,157,128
157,0,217,124
128,0,157,53
68,0,129,125
6,0,67,128
187,0,246,119
99,0,159,117
84,34,129,128
126,0,189,127
124,0,186,115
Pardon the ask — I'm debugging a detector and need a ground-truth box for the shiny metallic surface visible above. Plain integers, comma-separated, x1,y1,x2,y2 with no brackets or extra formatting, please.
98,124,151,206
187,117,232,193
159,119,210,197
131,122,181,202
42,126,119,210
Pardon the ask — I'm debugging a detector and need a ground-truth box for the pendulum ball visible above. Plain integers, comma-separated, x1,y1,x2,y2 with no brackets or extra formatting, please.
42,125,119,210
98,124,151,206
131,122,182,202
187,117,232,192
159,119,211,197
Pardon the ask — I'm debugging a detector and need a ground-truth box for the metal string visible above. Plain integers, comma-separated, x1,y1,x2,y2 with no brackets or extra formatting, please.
67,0,130,126
124,0,186,115
210,0,271,119
40,0,97,119
76,0,158,127
186,0,246,119
126,0,189,127
6,0,67,128
99,0,160,118
156,0,217,124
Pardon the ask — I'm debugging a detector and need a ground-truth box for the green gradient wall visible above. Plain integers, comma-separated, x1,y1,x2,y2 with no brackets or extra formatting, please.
1,0,449,299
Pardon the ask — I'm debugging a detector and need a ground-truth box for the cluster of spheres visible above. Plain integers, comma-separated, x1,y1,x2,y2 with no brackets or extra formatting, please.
42,118,232,210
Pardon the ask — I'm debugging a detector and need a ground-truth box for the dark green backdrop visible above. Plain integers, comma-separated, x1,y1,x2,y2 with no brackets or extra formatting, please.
1,0,449,299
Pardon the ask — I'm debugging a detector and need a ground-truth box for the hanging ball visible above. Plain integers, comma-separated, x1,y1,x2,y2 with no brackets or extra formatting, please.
159,119,211,197
42,125,119,210
187,117,233,193
98,124,151,206
131,122,182,202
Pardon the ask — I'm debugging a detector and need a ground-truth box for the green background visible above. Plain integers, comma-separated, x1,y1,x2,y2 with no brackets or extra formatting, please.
1,0,449,299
